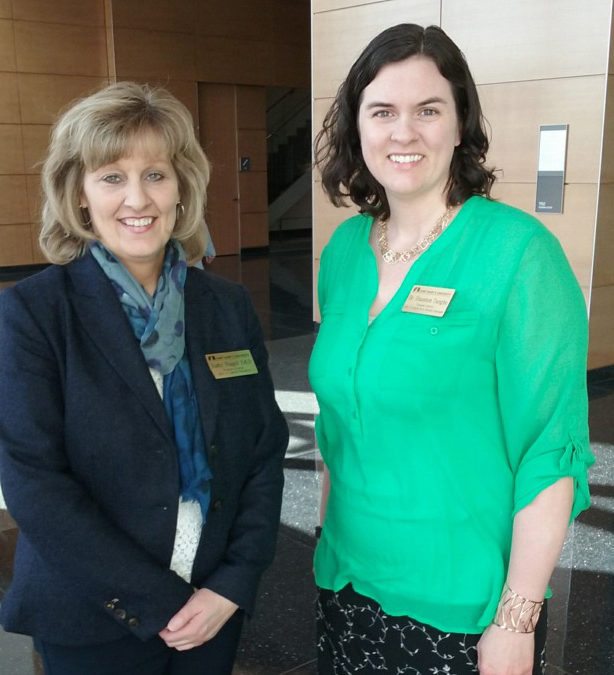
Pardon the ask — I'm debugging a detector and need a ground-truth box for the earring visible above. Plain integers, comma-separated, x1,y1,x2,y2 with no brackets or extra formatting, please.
176,201,185,221
79,206,91,226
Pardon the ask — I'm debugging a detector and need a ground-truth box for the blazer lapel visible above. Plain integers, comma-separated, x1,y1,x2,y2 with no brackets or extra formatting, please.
66,254,175,445
184,271,219,455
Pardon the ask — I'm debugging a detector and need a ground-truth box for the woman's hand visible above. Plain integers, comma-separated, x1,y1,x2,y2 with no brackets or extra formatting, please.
158,588,238,650
477,624,534,675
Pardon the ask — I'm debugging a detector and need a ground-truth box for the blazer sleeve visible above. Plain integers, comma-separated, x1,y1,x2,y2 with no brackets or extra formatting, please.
494,228,594,520
0,286,194,641
200,287,288,614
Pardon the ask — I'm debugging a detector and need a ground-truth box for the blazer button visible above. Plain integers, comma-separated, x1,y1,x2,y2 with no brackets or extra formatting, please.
128,617,140,627
210,444,219,458
212,498,223,512
114,608,127,620
104,598,119,610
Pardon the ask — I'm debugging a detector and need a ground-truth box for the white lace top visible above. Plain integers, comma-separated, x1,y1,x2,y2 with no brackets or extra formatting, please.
150,368,203,583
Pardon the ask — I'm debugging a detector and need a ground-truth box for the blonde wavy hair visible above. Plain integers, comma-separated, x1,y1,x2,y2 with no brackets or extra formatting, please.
40,81,210,265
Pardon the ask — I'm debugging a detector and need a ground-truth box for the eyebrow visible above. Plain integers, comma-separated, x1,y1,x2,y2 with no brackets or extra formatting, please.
363,96,449,109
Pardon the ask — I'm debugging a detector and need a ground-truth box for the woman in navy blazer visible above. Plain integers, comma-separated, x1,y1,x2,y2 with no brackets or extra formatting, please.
0,82,289,675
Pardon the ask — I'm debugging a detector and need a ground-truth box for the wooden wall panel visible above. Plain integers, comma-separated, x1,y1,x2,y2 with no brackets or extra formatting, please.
238,130,267,172
196,0,274,42
0,224,33,266
588,285,614,368
14,21,108,76
239,172,268,214
240,212,269,249
199,83,240,256
479,76,606,184
600,74,614,183
0,73,19,123
30,224,47,264
21,125,51,174
13,0,105,26
273,41,311,89
0,1,11,20
442,0,611,84
0,19,16,71
196,37,275,87
25,175,42,224
313,0,376,10
112,0,196,33
18,74,108,124
272,0,310,46
313,0,440,99
114,29,195,80
594,183,614,287
0,176,29,225
237,87,266,129
490,182,596,290
0,125,24,175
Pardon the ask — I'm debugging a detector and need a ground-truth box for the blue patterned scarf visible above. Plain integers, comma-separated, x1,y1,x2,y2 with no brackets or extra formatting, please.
90,240,212,518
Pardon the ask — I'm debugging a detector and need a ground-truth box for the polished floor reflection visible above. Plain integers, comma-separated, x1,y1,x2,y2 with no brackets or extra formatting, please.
1,243,613,674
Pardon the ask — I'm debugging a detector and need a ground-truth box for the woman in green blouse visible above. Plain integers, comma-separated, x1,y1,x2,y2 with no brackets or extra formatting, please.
310,23,593,675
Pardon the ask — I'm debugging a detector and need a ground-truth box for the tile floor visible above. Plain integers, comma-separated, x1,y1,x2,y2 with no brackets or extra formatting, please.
0,243,612,674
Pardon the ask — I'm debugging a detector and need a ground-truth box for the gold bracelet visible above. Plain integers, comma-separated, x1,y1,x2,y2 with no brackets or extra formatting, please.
492,582,543,634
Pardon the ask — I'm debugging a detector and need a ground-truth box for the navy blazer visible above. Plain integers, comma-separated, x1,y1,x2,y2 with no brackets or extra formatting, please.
0,253,288,646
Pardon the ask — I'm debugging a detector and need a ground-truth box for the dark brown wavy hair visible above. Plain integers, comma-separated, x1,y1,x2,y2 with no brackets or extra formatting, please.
314,23,496,220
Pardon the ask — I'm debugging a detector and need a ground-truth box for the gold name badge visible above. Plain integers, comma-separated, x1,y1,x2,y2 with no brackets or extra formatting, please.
402,285,456,317
205,349,258,379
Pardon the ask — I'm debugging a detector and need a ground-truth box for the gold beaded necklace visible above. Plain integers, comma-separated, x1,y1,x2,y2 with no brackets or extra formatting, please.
377,206,454,264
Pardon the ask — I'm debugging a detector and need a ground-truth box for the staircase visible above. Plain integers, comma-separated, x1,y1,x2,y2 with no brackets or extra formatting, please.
267,88,312,233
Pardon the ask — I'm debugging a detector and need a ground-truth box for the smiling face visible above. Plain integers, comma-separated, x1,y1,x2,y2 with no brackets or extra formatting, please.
81,130,180,288
357,55,461,210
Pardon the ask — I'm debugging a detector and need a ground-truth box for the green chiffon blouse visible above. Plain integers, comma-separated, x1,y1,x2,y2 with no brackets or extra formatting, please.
308,196,594,633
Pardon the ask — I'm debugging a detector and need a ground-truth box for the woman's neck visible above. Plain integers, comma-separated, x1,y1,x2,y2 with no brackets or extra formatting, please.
384,193,451,246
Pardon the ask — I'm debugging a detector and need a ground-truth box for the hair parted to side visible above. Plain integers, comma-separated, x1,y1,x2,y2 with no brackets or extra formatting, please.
40,81,210,265
314,23,496,221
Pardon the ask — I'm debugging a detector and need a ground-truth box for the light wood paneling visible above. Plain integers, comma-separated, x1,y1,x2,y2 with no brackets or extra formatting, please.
600,74,614,183
490,182,596,289
114,28,195,80
239,172,268,214
479,76,606,184
22,124,51,173
111,0,197,33
0,1,11,19
0,224,33,266
196,37,275,87
13,0,105,26
0,73,19,123
238,130,267,172
588,285,614,368
442,0,612,85
30,223,47,264
240,212,269,249
18,74,108,125
0,19,16,71
0,175,29,225
0,125,24,175
313,0,440,99
199,83,240,256
196,0,274,42
236,87,266,129
313,0,382,10
593,183,614,287
313,189,358,259
14,21,108,77
25,174,42,223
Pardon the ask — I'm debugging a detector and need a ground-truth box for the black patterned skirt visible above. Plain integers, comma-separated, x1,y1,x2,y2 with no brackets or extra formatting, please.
316,584,547,674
